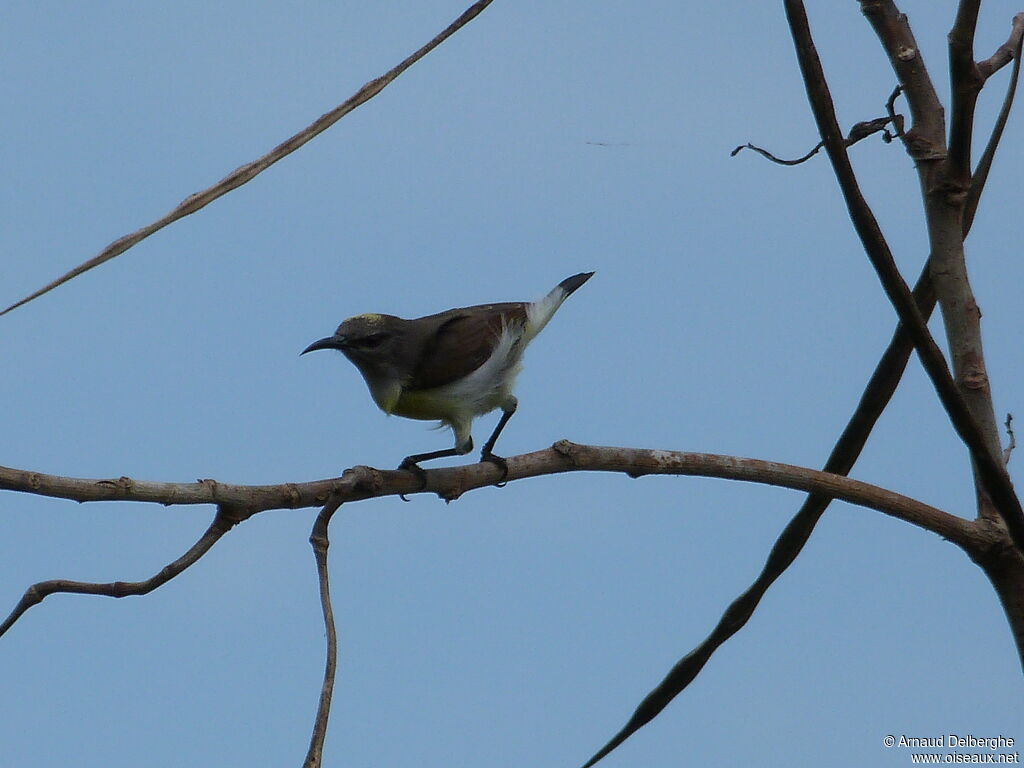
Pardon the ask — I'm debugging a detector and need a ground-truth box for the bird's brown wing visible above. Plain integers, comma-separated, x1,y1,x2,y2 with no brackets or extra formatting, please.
406,303,528,391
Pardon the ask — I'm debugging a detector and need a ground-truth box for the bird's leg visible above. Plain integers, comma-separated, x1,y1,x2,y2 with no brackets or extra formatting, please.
397,439,473,500
479,398,518,486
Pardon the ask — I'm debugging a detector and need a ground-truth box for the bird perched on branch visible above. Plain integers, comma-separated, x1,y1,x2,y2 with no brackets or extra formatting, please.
302,272,594,486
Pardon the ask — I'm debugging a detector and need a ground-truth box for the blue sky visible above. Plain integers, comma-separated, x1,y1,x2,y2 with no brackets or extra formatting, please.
2,2,1022,766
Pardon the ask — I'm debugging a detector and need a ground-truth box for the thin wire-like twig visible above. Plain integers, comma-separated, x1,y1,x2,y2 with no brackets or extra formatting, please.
730,140,824,164
1005,414,1017,466
303,494,346,768
0,505,246,639
731,114,899,165
0,0,496,318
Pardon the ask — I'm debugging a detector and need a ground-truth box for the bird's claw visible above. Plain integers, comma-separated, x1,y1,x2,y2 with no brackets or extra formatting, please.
398,459,428,501
480,451,509,487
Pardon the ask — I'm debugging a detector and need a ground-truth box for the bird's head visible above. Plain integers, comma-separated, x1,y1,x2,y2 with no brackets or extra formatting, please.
301,313,409,382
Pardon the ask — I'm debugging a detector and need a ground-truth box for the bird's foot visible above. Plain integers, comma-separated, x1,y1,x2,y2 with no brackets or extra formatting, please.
398,458,428,501
480,451,509,487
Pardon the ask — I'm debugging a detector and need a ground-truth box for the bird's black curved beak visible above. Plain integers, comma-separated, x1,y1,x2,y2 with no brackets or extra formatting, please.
301,335,348,355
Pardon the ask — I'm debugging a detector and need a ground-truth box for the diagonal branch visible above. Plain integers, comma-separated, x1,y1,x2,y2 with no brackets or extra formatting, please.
965,14,1024,234
577,259,939,768
977,12,1024,79
0,0,496,318
785,0,1024,550
862,2,1022,529
0,504,247,639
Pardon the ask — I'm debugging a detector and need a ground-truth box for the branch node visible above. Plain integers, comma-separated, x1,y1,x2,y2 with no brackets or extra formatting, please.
96,476,136,495
896,44,918,61
338,465,384,497
552,439,580,462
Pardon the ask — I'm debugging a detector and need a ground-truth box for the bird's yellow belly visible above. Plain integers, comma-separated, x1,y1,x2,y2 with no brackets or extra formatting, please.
392,384,508,422
391,388,463,421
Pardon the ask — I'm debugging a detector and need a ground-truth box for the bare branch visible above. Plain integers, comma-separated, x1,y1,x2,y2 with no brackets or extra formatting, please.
0,504,246,639
0,446,976,544
731,114,900,166
860,0,946,158
965,15,1024,233
948,0,984,183
616,18,1024,768
303,495,345,768
731,140,824,165
786,0,1024,550
977,12,1024,80
0,0,496,318
885,84,906,139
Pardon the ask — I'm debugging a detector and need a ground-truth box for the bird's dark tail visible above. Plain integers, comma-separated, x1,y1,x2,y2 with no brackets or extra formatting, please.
558,271,595,298
526,272,595,340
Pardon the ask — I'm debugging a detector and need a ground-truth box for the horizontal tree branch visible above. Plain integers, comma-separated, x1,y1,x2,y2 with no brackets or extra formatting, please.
0,0,496,317
0,443,976,543
1,443,979,644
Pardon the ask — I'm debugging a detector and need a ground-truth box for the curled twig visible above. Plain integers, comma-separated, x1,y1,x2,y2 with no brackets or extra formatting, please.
732,111,902,165
884,84,906,141
730,139,824,165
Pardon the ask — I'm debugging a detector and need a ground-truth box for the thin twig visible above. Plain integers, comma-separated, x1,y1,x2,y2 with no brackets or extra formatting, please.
977,12,1024,79
731,114,899,165
0,0,496,318
1005,414,1017,466
303,494,346,768
884,84,905,140
731,140,824,165
0,504,246,639
965,14,1024,233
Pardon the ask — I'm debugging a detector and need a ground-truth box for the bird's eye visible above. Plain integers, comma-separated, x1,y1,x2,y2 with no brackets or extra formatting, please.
358,333,387,349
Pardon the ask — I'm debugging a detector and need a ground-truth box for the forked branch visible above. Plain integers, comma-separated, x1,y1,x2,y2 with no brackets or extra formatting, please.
0,444,975,640
787,0,1024,550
